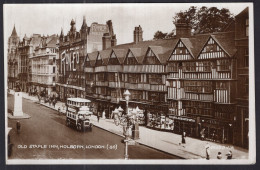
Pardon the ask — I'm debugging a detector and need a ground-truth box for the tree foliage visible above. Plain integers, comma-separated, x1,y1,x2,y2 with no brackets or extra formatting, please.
153,31,167,40
173,6,234,34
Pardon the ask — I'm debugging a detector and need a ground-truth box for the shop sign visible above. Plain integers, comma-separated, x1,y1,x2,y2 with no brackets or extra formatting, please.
169,115,195,122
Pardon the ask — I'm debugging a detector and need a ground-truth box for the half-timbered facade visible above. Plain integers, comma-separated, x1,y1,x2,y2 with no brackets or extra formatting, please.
167,32,237,143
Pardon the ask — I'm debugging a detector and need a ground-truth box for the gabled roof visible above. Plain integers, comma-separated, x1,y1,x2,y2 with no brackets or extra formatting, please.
127,48,142,63
99,49,112,65
181,34,210,58
211,32,236,57
111,49,127,64
88,51,99,66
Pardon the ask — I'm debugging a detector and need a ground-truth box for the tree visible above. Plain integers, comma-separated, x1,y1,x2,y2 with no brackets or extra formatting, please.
153,31,167,40
173,6,234,34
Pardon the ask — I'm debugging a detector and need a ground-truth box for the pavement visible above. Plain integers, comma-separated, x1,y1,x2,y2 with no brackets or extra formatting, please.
8,90,249,160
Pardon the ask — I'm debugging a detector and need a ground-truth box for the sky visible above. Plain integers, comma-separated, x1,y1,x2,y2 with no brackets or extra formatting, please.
4,3,250,46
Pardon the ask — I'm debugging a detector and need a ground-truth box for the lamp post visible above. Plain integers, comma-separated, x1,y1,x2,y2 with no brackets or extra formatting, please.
123,89,131,160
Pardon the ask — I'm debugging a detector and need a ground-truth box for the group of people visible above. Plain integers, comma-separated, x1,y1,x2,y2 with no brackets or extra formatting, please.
206,144,233,160
180,131,233,160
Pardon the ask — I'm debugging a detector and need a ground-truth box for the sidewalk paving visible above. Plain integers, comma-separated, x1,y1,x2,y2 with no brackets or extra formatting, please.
9,90,249,160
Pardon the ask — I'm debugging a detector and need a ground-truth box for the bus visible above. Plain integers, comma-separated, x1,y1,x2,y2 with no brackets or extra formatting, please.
66,98,93,131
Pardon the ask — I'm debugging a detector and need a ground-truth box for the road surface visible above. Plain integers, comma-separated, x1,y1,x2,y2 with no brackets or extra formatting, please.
7,94,181,159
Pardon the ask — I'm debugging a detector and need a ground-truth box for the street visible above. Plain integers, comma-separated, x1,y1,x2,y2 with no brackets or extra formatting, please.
7,94,181,159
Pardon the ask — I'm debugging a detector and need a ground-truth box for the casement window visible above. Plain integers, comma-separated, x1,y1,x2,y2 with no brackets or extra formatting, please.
148,92,160,102
184,101,212,116
97,73,105,81
184,81,212,93
216,82,228,90
129,90,142,100
244,48,249,67
148,74,162,84
217,59,230,71
183,62,196,72
108,73,115,82
246,18,249,37
85,73,93,81
245,77,249,96
168,62,178,72
196,61,211,72
128,74,140,83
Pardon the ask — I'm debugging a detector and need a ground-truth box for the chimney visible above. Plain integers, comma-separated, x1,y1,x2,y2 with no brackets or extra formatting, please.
106,20,114,36
111,35,117,47
134,25,143,44
102,33,111,50
175,22,191,38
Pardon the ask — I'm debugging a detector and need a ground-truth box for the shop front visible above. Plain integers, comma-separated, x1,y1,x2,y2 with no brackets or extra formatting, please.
171,115,196,137
199,118,233,144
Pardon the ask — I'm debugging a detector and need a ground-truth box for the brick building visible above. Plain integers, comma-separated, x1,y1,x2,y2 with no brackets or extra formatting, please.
233,7,249,148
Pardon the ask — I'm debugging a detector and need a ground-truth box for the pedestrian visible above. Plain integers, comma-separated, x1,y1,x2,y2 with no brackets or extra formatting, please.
53,98,57,108
97,112,100,122
226,150,232,159
58,107,61,115
206,145,210,160
179,131,186,148
200,128,205,141
49,97,52,106
217,152,222,159
16,121,21,134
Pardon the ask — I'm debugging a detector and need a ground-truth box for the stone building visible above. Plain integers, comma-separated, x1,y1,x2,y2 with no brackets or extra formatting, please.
56,17,117,101
7,25,20,89
17,34,41,92
29,34,59,95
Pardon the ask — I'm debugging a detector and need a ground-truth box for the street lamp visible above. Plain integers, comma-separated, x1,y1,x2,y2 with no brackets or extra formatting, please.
124,90,131,115
123,89,131,160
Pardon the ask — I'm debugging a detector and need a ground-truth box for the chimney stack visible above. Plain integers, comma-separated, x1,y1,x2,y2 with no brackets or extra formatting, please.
102,33,111,50
134,25,143,44
175,22,191,38
111,35,117,47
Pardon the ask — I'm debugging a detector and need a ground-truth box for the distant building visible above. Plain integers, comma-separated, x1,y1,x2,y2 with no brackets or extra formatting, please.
7,25,20,89
18,34,41,92
56,17,117,101
233,7,249,148
29,34,59,95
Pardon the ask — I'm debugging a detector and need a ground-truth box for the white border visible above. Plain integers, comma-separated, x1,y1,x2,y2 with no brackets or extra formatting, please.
4,2,255,165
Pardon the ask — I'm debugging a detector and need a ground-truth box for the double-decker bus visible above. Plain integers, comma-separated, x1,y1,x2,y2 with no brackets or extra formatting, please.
66,98,93,131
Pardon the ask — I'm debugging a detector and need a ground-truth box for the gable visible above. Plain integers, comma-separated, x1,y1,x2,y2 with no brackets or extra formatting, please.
95,54,103,66
124,50,138,65
198,37,229,59
168,40,193,61
143,48,161,65
108,51,120,65
85,55,91,67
